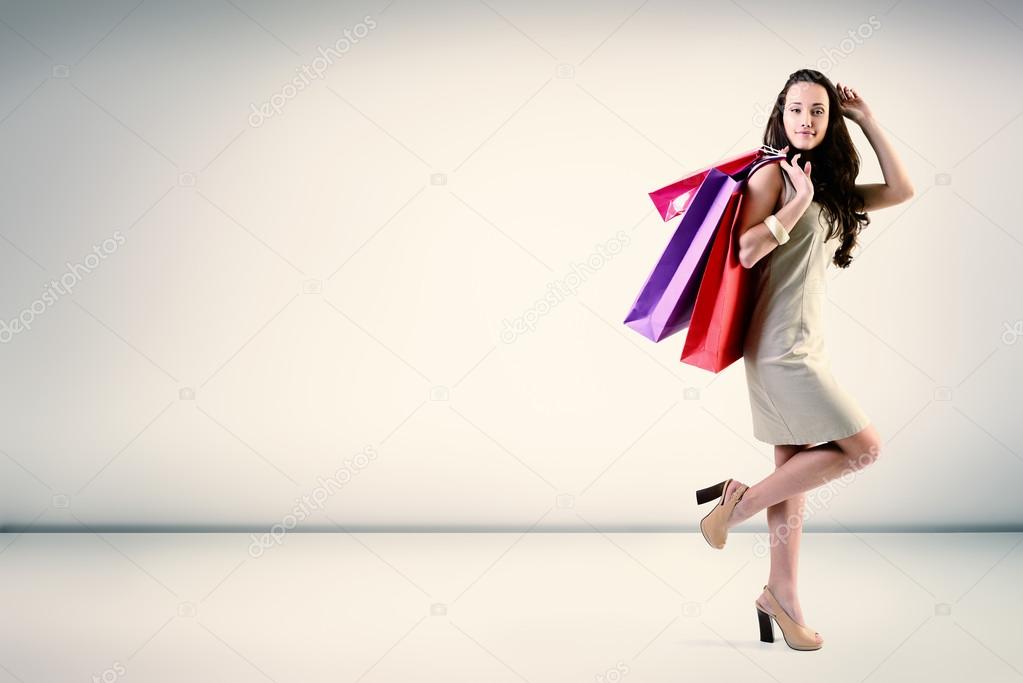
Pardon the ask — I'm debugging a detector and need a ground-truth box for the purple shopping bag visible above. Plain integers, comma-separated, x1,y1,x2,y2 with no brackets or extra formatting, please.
624,168,735,342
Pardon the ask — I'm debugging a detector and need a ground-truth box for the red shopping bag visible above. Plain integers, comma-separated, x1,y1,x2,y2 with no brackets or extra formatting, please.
680,155,784,373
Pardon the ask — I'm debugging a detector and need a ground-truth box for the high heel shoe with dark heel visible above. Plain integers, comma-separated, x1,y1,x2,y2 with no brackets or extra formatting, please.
755,585,823,651
695,478,748,549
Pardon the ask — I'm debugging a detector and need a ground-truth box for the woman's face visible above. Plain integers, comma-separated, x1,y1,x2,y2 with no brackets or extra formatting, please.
782,82,829,151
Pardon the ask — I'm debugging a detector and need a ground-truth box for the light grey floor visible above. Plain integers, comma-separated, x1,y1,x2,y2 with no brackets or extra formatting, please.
0,532,1020,682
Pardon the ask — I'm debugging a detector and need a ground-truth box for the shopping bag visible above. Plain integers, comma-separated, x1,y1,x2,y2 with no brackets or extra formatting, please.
624,168,735,342
680,155,785,373
649,145,781,222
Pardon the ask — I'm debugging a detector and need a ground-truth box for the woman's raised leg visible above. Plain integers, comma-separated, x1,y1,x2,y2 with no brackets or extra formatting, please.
732,424,882,526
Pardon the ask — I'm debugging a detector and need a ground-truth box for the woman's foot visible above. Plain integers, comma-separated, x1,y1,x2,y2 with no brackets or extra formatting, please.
723,479,751,528
697,478,750,549
756,584,822,646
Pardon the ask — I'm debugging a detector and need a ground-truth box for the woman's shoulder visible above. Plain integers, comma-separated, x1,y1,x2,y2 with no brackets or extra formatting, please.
746,160,785,200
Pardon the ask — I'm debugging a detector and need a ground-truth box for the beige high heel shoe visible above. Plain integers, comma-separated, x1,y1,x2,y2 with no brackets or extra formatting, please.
695,478,748,549
755,585,823,651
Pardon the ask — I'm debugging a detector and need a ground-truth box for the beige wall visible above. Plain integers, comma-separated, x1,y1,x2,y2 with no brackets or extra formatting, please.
1,0,1020,531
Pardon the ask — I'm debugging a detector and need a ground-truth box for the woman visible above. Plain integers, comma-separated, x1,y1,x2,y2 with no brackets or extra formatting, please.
696,69,915,651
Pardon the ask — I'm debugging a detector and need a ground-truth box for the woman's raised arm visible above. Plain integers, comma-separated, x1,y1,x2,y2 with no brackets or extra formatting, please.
837,82,915,211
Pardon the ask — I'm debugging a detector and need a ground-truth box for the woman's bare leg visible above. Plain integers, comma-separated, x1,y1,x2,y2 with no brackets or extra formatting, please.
731,424,882,527
757,443,816,638
719,425,881,637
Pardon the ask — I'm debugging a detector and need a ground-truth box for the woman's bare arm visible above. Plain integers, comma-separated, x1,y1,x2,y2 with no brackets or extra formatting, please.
853,117,915,211
737,162,813,269
836,82,915,211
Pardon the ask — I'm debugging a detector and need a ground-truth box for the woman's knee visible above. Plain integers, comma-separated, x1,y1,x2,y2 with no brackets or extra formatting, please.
836,425,883,470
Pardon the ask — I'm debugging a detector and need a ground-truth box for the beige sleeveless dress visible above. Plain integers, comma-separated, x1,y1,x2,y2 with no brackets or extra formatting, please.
742,171,871,445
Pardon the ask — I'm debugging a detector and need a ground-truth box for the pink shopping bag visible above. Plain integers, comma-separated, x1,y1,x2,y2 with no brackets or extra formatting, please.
649,145,783,222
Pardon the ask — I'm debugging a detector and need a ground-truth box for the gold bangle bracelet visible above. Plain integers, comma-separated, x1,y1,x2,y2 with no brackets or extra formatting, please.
764,214,790,245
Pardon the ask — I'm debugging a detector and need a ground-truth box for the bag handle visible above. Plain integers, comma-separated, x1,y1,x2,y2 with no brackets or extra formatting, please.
742,151,786,184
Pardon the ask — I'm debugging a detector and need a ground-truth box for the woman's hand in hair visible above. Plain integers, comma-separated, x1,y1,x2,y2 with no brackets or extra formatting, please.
836,82,873,125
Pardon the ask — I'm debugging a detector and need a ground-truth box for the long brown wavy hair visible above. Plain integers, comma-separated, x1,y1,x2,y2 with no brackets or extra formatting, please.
762,69,869,268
